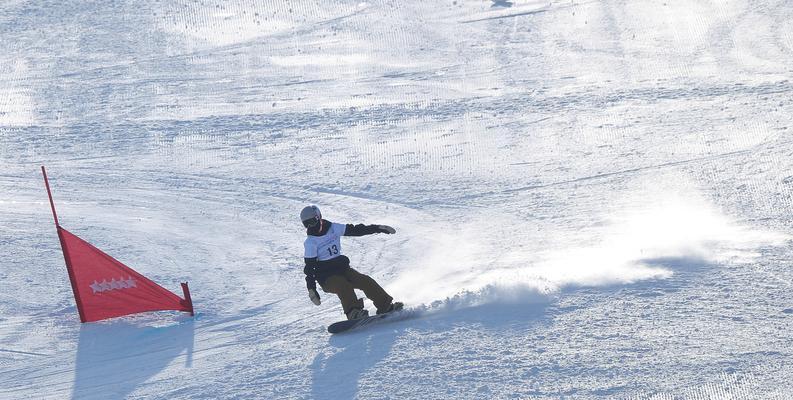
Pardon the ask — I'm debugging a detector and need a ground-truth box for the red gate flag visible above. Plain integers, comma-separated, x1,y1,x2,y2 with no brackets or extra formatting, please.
42,166,194,323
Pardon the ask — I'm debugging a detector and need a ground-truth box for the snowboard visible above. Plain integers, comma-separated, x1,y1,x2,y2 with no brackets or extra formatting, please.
327,305,405,334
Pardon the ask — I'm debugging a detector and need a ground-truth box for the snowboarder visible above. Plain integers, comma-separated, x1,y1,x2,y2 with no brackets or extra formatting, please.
300,205,402,320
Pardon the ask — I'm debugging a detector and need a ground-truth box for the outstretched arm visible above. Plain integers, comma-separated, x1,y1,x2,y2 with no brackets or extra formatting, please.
344,224,396,237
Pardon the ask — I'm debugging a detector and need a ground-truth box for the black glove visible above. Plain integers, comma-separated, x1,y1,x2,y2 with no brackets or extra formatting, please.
377,225,396,234
308,288,321,305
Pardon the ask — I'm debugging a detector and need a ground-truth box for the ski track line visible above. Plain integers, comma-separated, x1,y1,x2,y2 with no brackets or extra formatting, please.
459,0,599,24
310,186,424,209
44,165,309,206
460,147,755,201
459,6,550,24
0,348,51,357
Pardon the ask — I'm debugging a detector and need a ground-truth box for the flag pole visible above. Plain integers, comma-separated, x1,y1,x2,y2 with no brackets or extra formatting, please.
41,166,60,227
181,282,195,316
42,166,88,322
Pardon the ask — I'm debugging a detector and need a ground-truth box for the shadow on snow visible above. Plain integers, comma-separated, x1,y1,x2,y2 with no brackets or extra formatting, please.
71,316,194,399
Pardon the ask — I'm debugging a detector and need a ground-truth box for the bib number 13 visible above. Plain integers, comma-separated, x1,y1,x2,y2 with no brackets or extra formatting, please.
327,245,339,257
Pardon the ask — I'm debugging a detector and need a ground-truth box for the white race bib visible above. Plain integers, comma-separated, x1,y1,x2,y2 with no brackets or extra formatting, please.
304,222,347,261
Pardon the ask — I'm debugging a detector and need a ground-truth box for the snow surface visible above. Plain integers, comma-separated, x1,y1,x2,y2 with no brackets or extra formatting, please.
1,0,793,398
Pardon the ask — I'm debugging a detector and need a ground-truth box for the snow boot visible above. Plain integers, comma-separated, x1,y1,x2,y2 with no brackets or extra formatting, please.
346,307,369,320
376,301,403,315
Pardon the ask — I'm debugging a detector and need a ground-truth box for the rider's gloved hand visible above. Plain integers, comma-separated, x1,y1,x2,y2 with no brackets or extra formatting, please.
377,225,396,234
308,288,321,305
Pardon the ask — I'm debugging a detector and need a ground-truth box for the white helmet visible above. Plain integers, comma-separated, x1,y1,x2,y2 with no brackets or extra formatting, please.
300,205,322,228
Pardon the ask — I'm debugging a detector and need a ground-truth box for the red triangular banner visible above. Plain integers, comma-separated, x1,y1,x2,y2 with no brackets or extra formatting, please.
57,226,194,322
42,165,194,323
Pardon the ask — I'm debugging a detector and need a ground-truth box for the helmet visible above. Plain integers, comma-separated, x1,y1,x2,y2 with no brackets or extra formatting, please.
300,205,322,228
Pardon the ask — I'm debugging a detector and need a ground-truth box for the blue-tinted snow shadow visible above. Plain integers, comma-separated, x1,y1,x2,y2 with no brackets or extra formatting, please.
401,297,554,348
547,255,716,306
431,255,714,325
639,256,711,272
71,316,194,400
310,325,401,400
572,255,713,294
309,295,549,399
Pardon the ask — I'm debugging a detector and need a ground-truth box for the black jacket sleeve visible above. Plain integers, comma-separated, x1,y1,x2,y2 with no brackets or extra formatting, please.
304,258,318,290
344,224,384,237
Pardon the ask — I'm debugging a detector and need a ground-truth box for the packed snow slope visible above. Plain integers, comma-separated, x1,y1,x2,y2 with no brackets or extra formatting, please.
2,0,793,399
